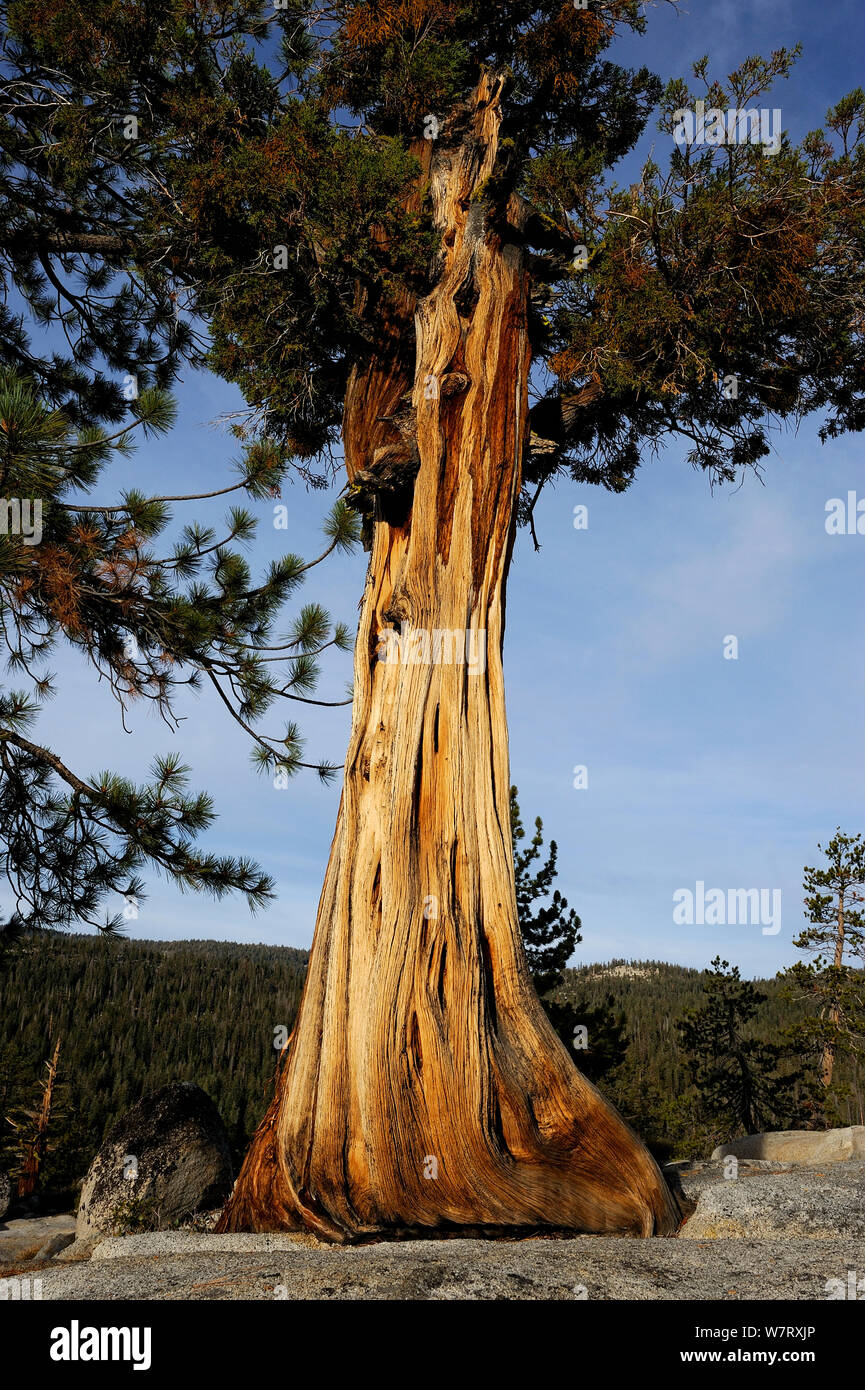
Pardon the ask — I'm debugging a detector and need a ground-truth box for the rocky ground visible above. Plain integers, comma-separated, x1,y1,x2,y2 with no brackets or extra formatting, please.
10,1233,865,1301
2,1158,863,1300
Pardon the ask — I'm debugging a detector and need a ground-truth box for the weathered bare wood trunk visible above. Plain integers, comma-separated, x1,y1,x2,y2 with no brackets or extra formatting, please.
219,76,679,1241
16,1037,61,1199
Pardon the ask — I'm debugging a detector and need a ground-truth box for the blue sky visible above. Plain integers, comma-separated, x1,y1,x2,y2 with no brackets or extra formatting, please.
8,0,865,976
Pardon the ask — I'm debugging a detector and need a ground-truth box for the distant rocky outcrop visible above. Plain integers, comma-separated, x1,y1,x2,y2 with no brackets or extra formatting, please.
586,964,659,981
712,1125,865,1165
75,1082,233,1238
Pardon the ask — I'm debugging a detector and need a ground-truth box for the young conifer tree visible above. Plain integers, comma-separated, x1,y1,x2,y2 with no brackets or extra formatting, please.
780,832,865,1104
678,957,801,1138
511,787,627,1082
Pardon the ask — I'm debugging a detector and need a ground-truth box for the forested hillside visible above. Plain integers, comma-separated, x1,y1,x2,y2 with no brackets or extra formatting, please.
560,960,809,1099
0,934,307,1191
554,961,860,1156
0,935,859,1195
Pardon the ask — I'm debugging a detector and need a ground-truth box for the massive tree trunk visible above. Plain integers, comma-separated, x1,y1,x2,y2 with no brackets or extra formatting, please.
218,75,680,1241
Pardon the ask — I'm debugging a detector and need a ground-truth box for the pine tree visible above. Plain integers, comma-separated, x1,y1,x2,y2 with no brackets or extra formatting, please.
0,366,358,932
779,831,865,1114
678,958,802,1138
511,785,582,995
0,131,359,935
3,2,865,1238
511,786,626,1082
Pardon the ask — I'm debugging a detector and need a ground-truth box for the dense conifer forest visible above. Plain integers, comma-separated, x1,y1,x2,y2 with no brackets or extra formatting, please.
553,962,863,1157
0,934,306,1193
